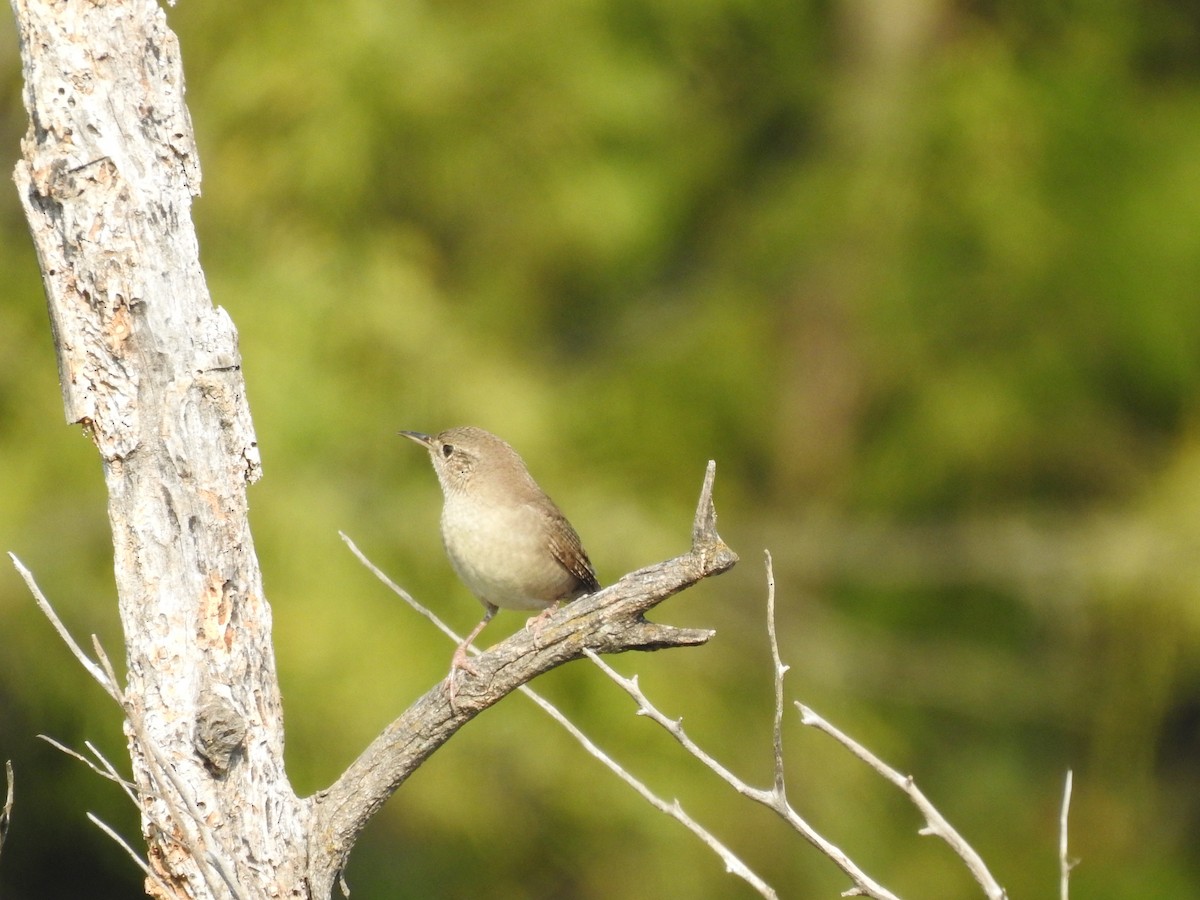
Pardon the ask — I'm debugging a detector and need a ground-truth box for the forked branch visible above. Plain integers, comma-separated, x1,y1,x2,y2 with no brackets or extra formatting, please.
587,552,899,900
798,705,1007,899
309,461,737,895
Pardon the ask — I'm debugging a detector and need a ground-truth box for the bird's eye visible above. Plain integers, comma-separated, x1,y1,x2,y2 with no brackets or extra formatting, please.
441,443,454,458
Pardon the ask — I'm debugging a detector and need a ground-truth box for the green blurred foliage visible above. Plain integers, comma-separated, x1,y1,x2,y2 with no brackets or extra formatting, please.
3,0,1200,897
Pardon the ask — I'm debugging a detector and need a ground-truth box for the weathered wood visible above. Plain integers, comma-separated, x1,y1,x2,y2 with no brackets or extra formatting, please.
307,461,734,896
10,2,735,897
11,1,304,897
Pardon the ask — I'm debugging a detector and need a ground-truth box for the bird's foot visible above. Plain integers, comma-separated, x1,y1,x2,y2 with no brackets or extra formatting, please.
524,602,562,648
446,643,482,708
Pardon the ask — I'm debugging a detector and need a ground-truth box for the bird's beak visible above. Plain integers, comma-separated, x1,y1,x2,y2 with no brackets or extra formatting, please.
398,430,433,448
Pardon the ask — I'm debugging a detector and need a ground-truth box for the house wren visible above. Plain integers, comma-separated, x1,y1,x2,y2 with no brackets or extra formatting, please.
401,426,600,682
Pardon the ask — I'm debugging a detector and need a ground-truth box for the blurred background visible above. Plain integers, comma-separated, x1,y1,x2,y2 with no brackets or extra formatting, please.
2,0,1200,897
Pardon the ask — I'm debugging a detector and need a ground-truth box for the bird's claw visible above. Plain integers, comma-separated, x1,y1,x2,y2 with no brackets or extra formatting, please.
524,603,561,648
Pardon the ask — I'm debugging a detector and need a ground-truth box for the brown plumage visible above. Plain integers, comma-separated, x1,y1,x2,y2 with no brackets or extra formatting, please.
401,426,599,690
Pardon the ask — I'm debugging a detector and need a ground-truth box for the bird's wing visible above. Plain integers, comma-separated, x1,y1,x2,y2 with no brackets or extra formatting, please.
547,511,601,594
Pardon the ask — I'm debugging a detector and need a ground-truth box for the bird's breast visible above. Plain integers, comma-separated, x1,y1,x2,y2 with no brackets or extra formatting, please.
440,497,577,610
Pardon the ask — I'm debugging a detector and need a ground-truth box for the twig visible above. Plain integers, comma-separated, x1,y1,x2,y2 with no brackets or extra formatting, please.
1,760,12,862
583,551,900,900
91,634,123,698
1060,769,1074,900
340,534,477,657
519,682,777,899
13,555,244,900
587,650,899,900
38,736,138,801
9,553,119,703
86,811,172,896
85,740,141,806
41,733,238,896
343,523,899,900
131,715,247,900
798,704,1006,900
764,550,788,797
341,532,774,899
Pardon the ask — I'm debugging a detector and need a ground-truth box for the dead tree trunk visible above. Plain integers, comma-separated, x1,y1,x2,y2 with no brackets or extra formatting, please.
11,0,307,895
9,2,735,898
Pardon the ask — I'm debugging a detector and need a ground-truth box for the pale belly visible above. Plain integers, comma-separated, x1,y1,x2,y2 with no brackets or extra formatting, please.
440,501,576,610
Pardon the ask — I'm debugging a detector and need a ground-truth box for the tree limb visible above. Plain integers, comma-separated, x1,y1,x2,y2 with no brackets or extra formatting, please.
587,553,901,900
11,0,737,894
342,526,773,898
308,461,736,895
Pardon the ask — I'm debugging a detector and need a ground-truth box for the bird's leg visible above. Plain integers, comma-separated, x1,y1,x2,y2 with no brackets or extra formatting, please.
448,605,496,705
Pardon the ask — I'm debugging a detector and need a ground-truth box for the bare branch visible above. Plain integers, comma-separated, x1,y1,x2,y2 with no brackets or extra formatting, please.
1,760,12,863
43,731,246,899
38,736,138,802
340,534,476,655
1060,769,1075,900
16,559,243,900
86,811,171,896
518,683,776,898
90,634,123,700
585,649,757,797
798,704,1007,900
587,651,900,900
13,553,235,894
692,460,722,551
315,462,737,894
85,741,141,806
42,725,228,896
582,552,902,899
344,530,771,897
764,550,788,797
9,553,120,703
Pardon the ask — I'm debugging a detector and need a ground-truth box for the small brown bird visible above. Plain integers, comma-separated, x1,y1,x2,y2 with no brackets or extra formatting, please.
401,426,600,683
